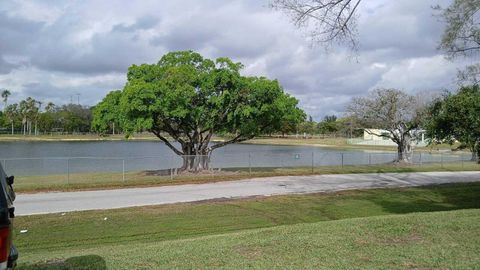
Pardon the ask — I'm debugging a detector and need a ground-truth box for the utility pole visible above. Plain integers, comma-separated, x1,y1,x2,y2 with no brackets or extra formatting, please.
76,93,81,105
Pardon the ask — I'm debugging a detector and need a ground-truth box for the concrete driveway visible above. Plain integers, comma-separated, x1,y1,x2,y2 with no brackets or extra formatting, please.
15,171,480,216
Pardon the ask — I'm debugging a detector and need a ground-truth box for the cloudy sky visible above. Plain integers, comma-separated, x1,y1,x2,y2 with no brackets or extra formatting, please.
0,0,471,120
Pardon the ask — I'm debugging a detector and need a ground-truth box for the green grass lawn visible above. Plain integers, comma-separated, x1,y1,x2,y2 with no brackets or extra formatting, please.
15,182,480,269
15,161,480,193
18,209,480,270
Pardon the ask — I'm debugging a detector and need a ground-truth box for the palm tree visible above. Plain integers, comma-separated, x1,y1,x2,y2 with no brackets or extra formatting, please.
19,100,28,135
45,102,55,113
35,101,42,135
5,104,18,135
1,89,11,112
25,97,38,135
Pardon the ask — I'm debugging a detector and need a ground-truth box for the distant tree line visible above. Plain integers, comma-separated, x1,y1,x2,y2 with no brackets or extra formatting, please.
0,90,92,135
279,114,359,138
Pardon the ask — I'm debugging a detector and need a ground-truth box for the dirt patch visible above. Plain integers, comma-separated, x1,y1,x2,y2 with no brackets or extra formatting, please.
383,233,424,245
234,245,263,259
358,226,425,247
141,169,241,177
376,227,425,246
142,169,173,176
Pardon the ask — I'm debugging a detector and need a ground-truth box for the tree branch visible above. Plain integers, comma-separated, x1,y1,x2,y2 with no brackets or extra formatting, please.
210,133,255,151
151,130,184,156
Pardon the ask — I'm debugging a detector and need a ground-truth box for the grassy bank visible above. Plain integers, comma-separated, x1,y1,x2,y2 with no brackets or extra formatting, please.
15,182,480,269
245,137,461,152
0,134,461,152
0,133,157,141
14,161,480,193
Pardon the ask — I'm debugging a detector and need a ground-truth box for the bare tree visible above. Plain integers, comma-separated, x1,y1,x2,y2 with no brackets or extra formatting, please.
347,88,425,163
270,0,362,50
437,0,480,58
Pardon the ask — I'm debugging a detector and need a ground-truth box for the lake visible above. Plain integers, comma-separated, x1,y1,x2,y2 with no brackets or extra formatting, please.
0,141,466,176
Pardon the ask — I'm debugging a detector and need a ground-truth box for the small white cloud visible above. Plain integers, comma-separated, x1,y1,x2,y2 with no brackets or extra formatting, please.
371,63,387,69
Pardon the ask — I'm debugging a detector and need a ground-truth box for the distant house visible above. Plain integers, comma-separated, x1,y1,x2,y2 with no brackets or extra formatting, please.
362,129,426,146
363,129,392,141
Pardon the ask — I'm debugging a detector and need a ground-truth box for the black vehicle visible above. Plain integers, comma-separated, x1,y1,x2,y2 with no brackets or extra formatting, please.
0,163,17,270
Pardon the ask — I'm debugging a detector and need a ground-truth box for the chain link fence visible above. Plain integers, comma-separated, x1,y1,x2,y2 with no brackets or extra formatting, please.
2,151,478,191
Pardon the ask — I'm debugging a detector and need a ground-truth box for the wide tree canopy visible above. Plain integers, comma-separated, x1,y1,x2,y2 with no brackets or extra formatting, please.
347,88,425,163
94,51,305,171
425,85,480,162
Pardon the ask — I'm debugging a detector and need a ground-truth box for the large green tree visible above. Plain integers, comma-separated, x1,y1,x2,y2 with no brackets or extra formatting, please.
425,85,480,162
94,51,305,172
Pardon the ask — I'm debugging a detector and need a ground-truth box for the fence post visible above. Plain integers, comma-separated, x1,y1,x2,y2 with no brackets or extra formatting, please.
170,155,174,180
419,152,422,167
122,159,125,182
341,153,344,168
311,152,314,173
67,158,70,185
248,153,252,175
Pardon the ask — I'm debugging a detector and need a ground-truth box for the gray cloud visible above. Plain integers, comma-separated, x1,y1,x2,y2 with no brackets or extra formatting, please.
112,16,160,33
0,0,467,120
0,57,18,74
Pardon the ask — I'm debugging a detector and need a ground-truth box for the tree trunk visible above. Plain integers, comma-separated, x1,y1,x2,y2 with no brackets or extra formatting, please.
472,142,480,163
470,146,477,162
179,152,211,172
10,122,13,135
396,134,412,163
177,141,213,173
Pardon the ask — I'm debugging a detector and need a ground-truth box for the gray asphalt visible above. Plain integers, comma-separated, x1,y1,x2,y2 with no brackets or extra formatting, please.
15,171,480,216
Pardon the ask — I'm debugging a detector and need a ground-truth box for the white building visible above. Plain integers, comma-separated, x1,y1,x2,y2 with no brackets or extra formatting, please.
358,129,426,146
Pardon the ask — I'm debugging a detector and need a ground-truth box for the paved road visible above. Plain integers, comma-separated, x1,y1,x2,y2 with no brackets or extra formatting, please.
15,171,480,216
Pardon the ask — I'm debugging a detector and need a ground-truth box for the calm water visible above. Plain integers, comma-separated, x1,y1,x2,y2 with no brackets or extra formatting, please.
0,141,465,176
